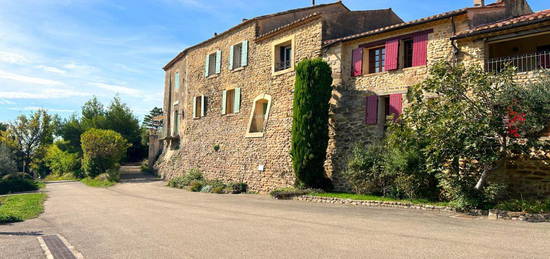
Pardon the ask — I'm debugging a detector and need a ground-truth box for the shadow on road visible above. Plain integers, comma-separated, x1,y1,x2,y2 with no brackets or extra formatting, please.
0,231,43,236
119,165,161,184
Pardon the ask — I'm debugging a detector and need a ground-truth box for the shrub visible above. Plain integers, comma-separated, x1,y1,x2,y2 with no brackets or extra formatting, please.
291,58,333,190
81,129,129,178
0,174,39,195
495,199,550,213
0,144,17,177
200,185,212,193
167,169,204,189
208,180,226,194
44,143,80,178
343,143,387,195
140,160,153,173
228,182,248,194
270,187,312,200
105,168,120,182
189,180,204,192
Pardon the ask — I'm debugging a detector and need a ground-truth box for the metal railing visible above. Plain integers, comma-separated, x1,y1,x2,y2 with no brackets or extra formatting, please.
485,52,550,73
276,60,291,71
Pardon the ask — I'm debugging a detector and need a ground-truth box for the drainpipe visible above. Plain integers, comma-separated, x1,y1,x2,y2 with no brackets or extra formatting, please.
450,16,460,64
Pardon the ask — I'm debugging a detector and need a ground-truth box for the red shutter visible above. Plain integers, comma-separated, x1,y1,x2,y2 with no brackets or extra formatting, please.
384,39,399,71
412,32,429,67
352,48,363,77
389,94,403,120
366,95,378,125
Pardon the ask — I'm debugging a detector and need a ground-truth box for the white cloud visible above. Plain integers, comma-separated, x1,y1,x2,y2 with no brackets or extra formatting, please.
37,65,67,74
0,70,64,86
0,88,90,99
0,51,29,64
8,106,74,113
89,82,142,96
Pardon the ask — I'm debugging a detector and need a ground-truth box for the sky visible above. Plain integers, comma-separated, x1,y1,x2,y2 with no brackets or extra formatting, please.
0,0,547,122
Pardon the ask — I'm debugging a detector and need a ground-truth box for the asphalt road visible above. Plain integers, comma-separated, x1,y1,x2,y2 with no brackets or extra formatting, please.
1,166,550,258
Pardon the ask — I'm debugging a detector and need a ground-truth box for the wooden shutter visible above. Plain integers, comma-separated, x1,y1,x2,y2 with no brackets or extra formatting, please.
201,96,206,117
175,72,180,89
241,40,248,67
221,90,227,114
192,96,197,118
384,39,399,71
366,95,378,125
229,45,234,70
234,88,241,113
215,50,221,74
351,48,363,77
412,32,429,67
389,94,403,119
204,54,210,77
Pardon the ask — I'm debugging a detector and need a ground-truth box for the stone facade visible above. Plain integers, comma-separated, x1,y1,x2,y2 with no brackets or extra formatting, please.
156,1,550,195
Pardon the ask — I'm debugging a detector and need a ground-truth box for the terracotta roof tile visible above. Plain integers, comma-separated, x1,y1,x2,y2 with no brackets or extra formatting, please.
454,9,550,38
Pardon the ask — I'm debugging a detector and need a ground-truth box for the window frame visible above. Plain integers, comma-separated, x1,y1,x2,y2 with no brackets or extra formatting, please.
401,38,414,69
207,53,217,76
246,94,272,138
368,46,386,74
193,95,206,119
231,43,243,70
272,35,295,75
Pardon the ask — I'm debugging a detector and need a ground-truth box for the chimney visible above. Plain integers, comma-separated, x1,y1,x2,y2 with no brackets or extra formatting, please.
312,0,315,6
474,0,485,7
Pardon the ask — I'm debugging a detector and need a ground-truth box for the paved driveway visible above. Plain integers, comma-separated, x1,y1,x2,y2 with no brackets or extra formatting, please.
1,167,550,258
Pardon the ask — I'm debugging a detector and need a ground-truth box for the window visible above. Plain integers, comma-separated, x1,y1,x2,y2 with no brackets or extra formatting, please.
369,47,385,74
221,88,241,115
172,109,179,136
193,96,206,118
246,94,272,137
205,51,221,77
365,94,403,129
175,72,180,90
273,38,293,73
402,38,414,68
230,40,248,70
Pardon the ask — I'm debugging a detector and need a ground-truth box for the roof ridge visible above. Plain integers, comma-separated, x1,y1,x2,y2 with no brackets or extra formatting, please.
251,1,345,21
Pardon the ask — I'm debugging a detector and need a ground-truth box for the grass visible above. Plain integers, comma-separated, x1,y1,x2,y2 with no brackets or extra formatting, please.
310,192,450,207
0,193,47,224
44,174,78,181
81,177,116,188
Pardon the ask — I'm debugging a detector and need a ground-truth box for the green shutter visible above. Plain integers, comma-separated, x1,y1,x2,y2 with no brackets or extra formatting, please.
215,50,221,74
229,45,234,70
204,54,210,77
241,40,248,67
221,90,227,115
192,97,197,118
201,96,206,117
175,72,180,89
234,88,241,113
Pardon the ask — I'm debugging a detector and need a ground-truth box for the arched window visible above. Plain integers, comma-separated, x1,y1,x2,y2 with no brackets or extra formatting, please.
246,94,272,138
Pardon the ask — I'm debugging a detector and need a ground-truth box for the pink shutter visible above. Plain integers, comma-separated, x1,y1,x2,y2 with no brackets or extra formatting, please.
366,95,378,125
412,32,429,67
384,39,399,71
352,48,363,77
389,94,403,120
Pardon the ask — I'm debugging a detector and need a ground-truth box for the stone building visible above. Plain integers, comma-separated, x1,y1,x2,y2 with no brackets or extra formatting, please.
156,0,550,195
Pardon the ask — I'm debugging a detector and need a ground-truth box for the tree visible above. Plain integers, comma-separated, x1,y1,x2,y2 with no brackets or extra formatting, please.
44,141,80,177
290,58,333,189
8,110,57,176
143,107,163,131
104,97,144,162
404,62,550,206
81,128,129,178
0,144,17,176
81,96,106,130
0,122,7,132
57,114,84,154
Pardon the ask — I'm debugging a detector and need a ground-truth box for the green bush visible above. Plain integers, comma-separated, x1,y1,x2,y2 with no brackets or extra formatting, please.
44,143,81,178
0,174,39,195
140,160,153,173
189,180,204,192
81,129,129,178
343,143,387,195
228,182,248,194
495,199,550,213
167,169,204,189
270,187,312,200
208,180,226,194
291,58,333,190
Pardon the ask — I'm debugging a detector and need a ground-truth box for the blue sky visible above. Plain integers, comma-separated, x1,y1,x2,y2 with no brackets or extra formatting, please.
0,0,547,122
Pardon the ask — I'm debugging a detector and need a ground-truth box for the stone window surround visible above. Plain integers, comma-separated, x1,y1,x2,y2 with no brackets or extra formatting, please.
272,35,295,76
206,50,220,78
245,94,272,138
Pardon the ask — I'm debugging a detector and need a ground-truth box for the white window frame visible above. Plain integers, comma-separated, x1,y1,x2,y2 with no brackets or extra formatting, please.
246,94,272,138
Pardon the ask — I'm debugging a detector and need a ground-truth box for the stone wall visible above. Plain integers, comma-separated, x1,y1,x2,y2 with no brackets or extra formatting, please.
323,18,466,191
157,20,324,192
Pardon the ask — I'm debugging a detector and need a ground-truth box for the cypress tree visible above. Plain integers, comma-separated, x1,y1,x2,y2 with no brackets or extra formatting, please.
291,58,333,190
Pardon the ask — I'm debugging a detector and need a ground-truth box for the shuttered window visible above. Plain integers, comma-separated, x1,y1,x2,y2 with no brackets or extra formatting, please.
351,48,363,77
389,94,403,119
229,40,248,70
412,32,429,67
384,39,399,71
193,96,207,118
366,95,378,125
205,51,221,77
368,47,385,74
221,88,241,115
403,39,414,68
